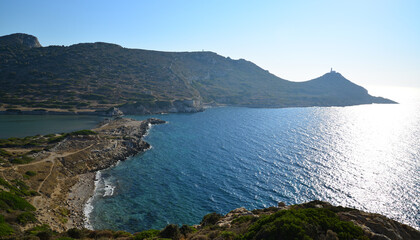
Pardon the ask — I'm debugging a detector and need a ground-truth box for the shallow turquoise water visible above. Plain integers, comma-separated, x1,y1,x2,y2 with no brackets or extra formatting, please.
0,115,104,138
88,90,420,232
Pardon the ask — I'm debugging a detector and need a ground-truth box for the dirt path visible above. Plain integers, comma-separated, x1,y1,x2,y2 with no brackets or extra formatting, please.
36,160,55,192
22,143,96,167
35,143,96,192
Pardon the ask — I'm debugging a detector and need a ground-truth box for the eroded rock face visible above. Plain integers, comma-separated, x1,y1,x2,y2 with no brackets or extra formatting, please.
338,211,420,240
216,207,255,228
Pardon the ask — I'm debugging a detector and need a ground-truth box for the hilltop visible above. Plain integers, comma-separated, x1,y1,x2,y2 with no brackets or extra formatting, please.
0,33,42,49
0,33,395,115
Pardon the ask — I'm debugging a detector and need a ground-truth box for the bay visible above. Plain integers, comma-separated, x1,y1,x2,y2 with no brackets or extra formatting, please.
0,115,104,139
88,87,420,232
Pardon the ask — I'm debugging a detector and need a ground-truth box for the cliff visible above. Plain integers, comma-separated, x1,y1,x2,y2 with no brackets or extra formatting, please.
0,33,395,116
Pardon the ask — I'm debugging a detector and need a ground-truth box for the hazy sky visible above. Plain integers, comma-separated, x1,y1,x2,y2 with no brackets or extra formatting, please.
1,0,419,88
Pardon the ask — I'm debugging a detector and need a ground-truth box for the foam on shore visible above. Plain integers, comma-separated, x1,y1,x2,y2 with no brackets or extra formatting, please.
83,171,102,230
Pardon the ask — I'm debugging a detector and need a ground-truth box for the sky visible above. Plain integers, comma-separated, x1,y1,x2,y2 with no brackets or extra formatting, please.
1,0,419,88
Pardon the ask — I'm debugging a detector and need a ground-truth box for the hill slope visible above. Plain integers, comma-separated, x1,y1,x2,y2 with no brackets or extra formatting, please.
0,33,395,115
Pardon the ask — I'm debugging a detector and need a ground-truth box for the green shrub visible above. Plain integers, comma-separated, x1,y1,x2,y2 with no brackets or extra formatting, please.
17,212,37,225
48,134,67,143
180,225,197,236
0,178,13,189
87,230,113,239
158,224,180,239
220,231,236,239
232,215,256,224
25,171,37,177
0,178,35,197
0,190,36,211
0,135,48,148
241,208,367,240
11,155,34,164
0,149,12,157
134,229,160,239
26,224,51,236
66,228,82,239
37,230,52,240
69,130,96,136
11,179,32,196
0,215,14,236
113,230,132,238
200,213,222,226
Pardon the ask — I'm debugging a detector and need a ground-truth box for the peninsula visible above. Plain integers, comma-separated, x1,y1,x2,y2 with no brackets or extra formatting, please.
0,117,165,235
0,33,395,116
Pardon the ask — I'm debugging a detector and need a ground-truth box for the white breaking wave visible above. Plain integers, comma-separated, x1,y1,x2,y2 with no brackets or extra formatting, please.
83,171,102,230
103,179,116,197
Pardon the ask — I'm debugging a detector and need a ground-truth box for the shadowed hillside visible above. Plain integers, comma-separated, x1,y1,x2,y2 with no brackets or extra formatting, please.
0,33,395,115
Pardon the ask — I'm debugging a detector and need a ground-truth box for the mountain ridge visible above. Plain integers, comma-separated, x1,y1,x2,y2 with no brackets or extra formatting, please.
0,33,396,115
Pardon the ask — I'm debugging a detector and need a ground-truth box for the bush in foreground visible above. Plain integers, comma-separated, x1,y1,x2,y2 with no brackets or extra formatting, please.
241,208,368,240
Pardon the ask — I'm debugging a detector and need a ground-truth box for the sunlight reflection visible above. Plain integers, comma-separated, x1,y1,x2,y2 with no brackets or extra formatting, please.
316,88,420,227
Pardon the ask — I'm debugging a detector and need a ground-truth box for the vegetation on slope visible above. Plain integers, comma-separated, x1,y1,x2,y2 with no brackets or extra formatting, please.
0,33,394,114
0,130,96,167
0,193,373,240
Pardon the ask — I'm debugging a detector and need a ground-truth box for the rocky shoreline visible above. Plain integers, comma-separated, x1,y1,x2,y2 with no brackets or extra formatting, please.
0,117,166,232
63,117,167,230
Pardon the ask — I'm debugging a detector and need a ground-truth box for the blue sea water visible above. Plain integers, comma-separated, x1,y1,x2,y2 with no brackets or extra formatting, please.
0,115,104,139
88,87,420,232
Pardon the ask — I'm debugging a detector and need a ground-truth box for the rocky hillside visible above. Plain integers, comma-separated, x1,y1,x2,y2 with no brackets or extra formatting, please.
181,200,420,240
0,33,42,49
0,33,395,115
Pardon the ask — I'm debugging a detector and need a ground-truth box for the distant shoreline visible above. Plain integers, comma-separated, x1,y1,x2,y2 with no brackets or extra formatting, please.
0,100,399,117
0,109,108,116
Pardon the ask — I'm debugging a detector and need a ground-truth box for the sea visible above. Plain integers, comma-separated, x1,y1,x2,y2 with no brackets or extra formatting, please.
0,115,104,139
85,86,420,232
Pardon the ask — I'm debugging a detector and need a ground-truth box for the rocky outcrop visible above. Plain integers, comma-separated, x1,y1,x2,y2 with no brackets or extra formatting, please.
338,210,419,240
0,33,42,48
197,201,420,240
104,107,124,116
